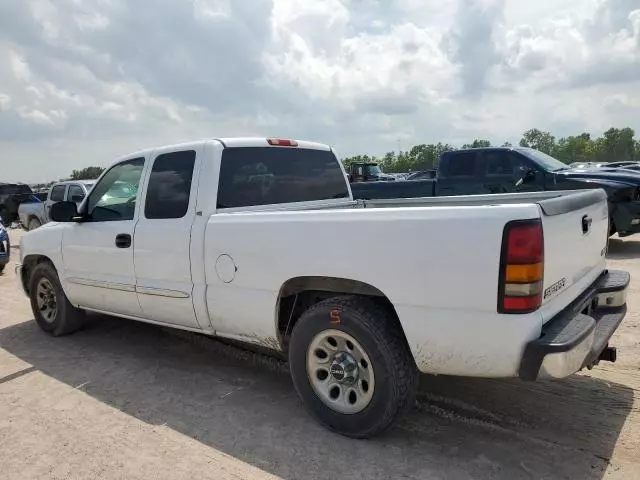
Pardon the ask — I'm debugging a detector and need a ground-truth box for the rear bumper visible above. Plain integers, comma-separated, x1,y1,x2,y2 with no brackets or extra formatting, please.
519,269,629,381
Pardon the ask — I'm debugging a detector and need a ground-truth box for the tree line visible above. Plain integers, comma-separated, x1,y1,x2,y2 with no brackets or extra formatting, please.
342,127,640,173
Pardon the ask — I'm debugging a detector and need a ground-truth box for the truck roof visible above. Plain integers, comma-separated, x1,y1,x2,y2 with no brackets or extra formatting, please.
118,137,332,161
444,146,542,154
52,179,96,186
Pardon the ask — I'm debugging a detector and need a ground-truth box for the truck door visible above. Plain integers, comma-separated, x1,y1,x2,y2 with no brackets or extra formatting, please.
61,158,145,317
133,147,203,329
479,150,545,194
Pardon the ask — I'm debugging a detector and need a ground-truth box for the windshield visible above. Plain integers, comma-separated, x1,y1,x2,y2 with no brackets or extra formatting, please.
518,148,569,172
364,165,383,177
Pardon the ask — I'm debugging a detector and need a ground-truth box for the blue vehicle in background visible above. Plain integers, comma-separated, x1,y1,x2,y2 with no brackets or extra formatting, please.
0,219,9,274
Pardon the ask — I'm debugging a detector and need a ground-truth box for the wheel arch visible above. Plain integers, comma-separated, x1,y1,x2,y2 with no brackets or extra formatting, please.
21,254,56,295
275,276,407,352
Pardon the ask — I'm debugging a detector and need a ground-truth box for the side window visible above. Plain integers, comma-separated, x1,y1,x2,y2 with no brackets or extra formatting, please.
484,152,512,177
217,147,348,208
508,153,534,176
49,185,66,202
67,185,85,203
86,158,145,222
144,150,196,219
443,152,477,177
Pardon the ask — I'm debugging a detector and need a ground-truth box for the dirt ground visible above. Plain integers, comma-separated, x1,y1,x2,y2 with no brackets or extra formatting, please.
1,228,639,480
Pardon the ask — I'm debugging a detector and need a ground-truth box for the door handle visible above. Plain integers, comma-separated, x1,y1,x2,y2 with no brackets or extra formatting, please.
115,233,132,248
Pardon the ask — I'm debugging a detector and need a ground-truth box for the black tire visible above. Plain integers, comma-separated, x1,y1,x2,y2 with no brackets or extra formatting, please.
0,264,5,274
289,296,418,438
28,262,85,336
28,217,41,231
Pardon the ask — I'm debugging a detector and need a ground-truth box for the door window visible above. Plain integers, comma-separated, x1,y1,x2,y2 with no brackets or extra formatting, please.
484,152,512,177
442,152,477,177
67,185,86,203
144,150,196,219
86,158,145,222
49,185,66,202
483,151,533,178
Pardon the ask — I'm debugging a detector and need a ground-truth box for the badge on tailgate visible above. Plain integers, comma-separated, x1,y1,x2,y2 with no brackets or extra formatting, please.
543,277,567,300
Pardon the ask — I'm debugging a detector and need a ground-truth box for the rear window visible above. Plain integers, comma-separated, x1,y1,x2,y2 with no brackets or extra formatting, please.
49,185,66,202
217,147,349,209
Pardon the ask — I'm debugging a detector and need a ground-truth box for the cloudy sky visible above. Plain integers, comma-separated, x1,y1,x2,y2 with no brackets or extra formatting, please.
1,0,639,182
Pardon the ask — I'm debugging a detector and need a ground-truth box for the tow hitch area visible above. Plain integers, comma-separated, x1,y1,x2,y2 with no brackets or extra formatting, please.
599,345,617,363
586,345,617,370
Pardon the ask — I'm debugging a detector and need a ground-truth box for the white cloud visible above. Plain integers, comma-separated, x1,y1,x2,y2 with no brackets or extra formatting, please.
0,0,638,182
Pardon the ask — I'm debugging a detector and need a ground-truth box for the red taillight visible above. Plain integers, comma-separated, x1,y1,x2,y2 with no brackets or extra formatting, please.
498,219,544,314
505,224,543,264
267,138,298,147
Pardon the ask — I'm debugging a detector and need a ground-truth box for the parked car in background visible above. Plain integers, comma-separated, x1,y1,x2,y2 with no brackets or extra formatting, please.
0,183,34,226
619,165,640,172
18,180,95,230
17,137,629,438
604,161,639,168
346,162,396,182
351,147,640,237
0,220,9,274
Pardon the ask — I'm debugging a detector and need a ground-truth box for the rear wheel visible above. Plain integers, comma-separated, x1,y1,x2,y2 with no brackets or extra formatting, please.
0,265,5,274
28,217,41,231
28,262,85,336
289,296,418,438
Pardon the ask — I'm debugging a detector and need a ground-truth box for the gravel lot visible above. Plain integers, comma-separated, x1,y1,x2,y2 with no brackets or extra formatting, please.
1,228,639,480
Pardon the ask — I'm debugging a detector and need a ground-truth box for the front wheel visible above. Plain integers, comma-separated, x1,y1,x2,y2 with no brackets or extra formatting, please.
289,296,418,438
28,262,85,336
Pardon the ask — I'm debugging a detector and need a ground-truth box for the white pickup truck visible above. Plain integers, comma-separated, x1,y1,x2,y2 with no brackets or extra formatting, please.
17,137,629,438
18,180,95,231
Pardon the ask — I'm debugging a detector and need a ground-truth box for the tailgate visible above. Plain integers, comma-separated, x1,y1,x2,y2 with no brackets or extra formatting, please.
537,189,609,322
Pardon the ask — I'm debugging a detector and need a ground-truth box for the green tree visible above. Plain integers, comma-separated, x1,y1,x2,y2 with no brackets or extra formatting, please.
461,139,491,149
594,127,636,162
69,166,105,180
501,141,513,147
519,129,557,154
552,133,593,164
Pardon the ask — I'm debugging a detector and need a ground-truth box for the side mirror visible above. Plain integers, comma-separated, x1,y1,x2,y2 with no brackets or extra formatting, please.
50,201,79,222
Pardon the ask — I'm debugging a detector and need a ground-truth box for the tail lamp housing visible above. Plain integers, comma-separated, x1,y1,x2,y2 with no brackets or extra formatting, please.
498,219,544,314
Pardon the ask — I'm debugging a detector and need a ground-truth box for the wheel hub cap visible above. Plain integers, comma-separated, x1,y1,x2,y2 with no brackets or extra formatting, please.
306,329,375,415
329,352,358,384
36,278,57,323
